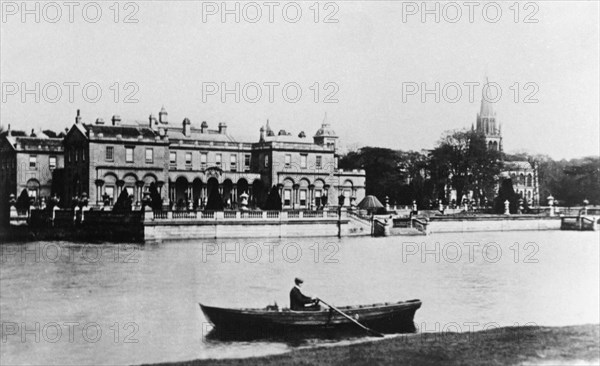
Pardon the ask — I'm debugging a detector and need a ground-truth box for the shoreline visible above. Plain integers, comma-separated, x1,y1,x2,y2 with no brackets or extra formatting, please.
1,214,576,243
144,324,600,366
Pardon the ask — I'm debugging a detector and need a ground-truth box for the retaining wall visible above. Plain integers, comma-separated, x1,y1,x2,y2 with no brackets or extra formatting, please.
144,219,359,242
427,216,561,233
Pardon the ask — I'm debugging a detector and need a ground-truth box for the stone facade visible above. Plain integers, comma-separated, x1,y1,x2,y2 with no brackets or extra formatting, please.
252,120,365,209
63,112,170,207
0,127,64,220
503,161,539,205
61,109,365,210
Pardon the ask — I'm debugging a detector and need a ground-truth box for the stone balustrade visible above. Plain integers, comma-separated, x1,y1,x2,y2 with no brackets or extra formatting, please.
150,209,341,221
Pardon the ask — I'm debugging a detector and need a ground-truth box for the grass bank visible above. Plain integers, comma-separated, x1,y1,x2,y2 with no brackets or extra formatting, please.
146,324,599,366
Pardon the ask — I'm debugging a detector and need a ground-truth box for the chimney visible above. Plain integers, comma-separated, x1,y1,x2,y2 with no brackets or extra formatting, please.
6,124,10,136
149,114,156,129
159,106,168,124
96,118,105,125
218,122,227,134
30,129,35,137
183,118,191,136
111,115,121,126
200,121,208,133
75,109,81,124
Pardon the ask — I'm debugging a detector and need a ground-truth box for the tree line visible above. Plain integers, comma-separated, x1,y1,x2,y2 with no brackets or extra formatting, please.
339,129,599,209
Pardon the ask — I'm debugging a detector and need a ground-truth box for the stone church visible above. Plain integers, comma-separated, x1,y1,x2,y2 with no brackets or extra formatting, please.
475,84,540,206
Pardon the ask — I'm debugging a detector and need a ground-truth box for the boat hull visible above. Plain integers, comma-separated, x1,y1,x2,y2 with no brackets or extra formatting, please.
199,299,421,336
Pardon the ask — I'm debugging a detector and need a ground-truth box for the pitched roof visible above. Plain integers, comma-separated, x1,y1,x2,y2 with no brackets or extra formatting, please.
84,124,157,140
4,135,64,152
167,127,236,143
262,134,312,144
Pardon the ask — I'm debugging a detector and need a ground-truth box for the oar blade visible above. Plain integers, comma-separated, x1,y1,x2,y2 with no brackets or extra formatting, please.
319,298,385,338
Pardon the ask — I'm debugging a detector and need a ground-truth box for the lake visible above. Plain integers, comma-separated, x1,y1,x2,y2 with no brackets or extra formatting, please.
1,230,598,365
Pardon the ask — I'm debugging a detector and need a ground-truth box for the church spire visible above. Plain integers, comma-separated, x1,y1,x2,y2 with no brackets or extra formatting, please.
479,77,495,118
476,76,502,152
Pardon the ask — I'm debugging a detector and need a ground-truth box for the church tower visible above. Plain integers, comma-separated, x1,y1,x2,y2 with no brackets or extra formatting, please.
476,80,502,152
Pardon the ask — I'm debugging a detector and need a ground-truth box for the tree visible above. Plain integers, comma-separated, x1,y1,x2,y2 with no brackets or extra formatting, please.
205,188,224,211
338,147,431,206
429,130,502,204
16,189,30,213
113,190,132,212
148,183,163,211
494,178,520,214
263,186,282,210
348,147,403,204
525,155,600,206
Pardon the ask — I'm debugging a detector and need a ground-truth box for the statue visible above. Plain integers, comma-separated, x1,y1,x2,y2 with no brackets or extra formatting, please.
547,195,555,216
504,200,510,215
518,198,524,214
239,192,249,211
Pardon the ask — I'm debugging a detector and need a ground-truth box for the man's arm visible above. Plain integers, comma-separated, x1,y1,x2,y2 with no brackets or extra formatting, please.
292,288,315,305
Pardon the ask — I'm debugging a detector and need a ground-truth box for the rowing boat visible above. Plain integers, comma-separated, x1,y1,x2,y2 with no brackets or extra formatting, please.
199,299,421,335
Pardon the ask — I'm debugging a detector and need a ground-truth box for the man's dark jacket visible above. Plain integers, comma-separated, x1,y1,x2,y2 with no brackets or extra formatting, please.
290,286,314,310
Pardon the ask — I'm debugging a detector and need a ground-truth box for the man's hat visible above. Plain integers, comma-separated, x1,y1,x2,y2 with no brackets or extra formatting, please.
294,277,304,285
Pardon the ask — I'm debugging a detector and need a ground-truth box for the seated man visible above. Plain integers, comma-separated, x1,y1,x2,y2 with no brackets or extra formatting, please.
290,278,321,311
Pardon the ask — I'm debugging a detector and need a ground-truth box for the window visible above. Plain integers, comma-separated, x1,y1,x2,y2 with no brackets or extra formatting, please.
285,154,291,168
300,154,307,169
49,156,57,170
283,189,291,207
185,152,192,166
201,153,207,169
105,186,115,204
82,149,86,162
230,154,237,172
315,190,322,207
106,146,114,161
125,147,134,163
264,155,269,168
125,187,134,197
145,148,153,163
300,190,307,206
170,152,177,164
74,149,78,162
316,155,322,169
29,155,37,169
244,154,251,171
216,153,222,167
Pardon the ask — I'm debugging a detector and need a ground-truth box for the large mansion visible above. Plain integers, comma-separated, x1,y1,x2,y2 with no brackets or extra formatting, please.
1,109,365,214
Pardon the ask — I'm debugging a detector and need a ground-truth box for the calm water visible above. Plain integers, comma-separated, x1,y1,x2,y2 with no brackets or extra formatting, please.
1,231,599,365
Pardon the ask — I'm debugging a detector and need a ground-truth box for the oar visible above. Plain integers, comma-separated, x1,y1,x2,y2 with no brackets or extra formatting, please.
318,298,384,337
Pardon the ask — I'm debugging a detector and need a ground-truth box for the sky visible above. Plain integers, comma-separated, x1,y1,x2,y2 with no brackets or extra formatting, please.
1,0,598,159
